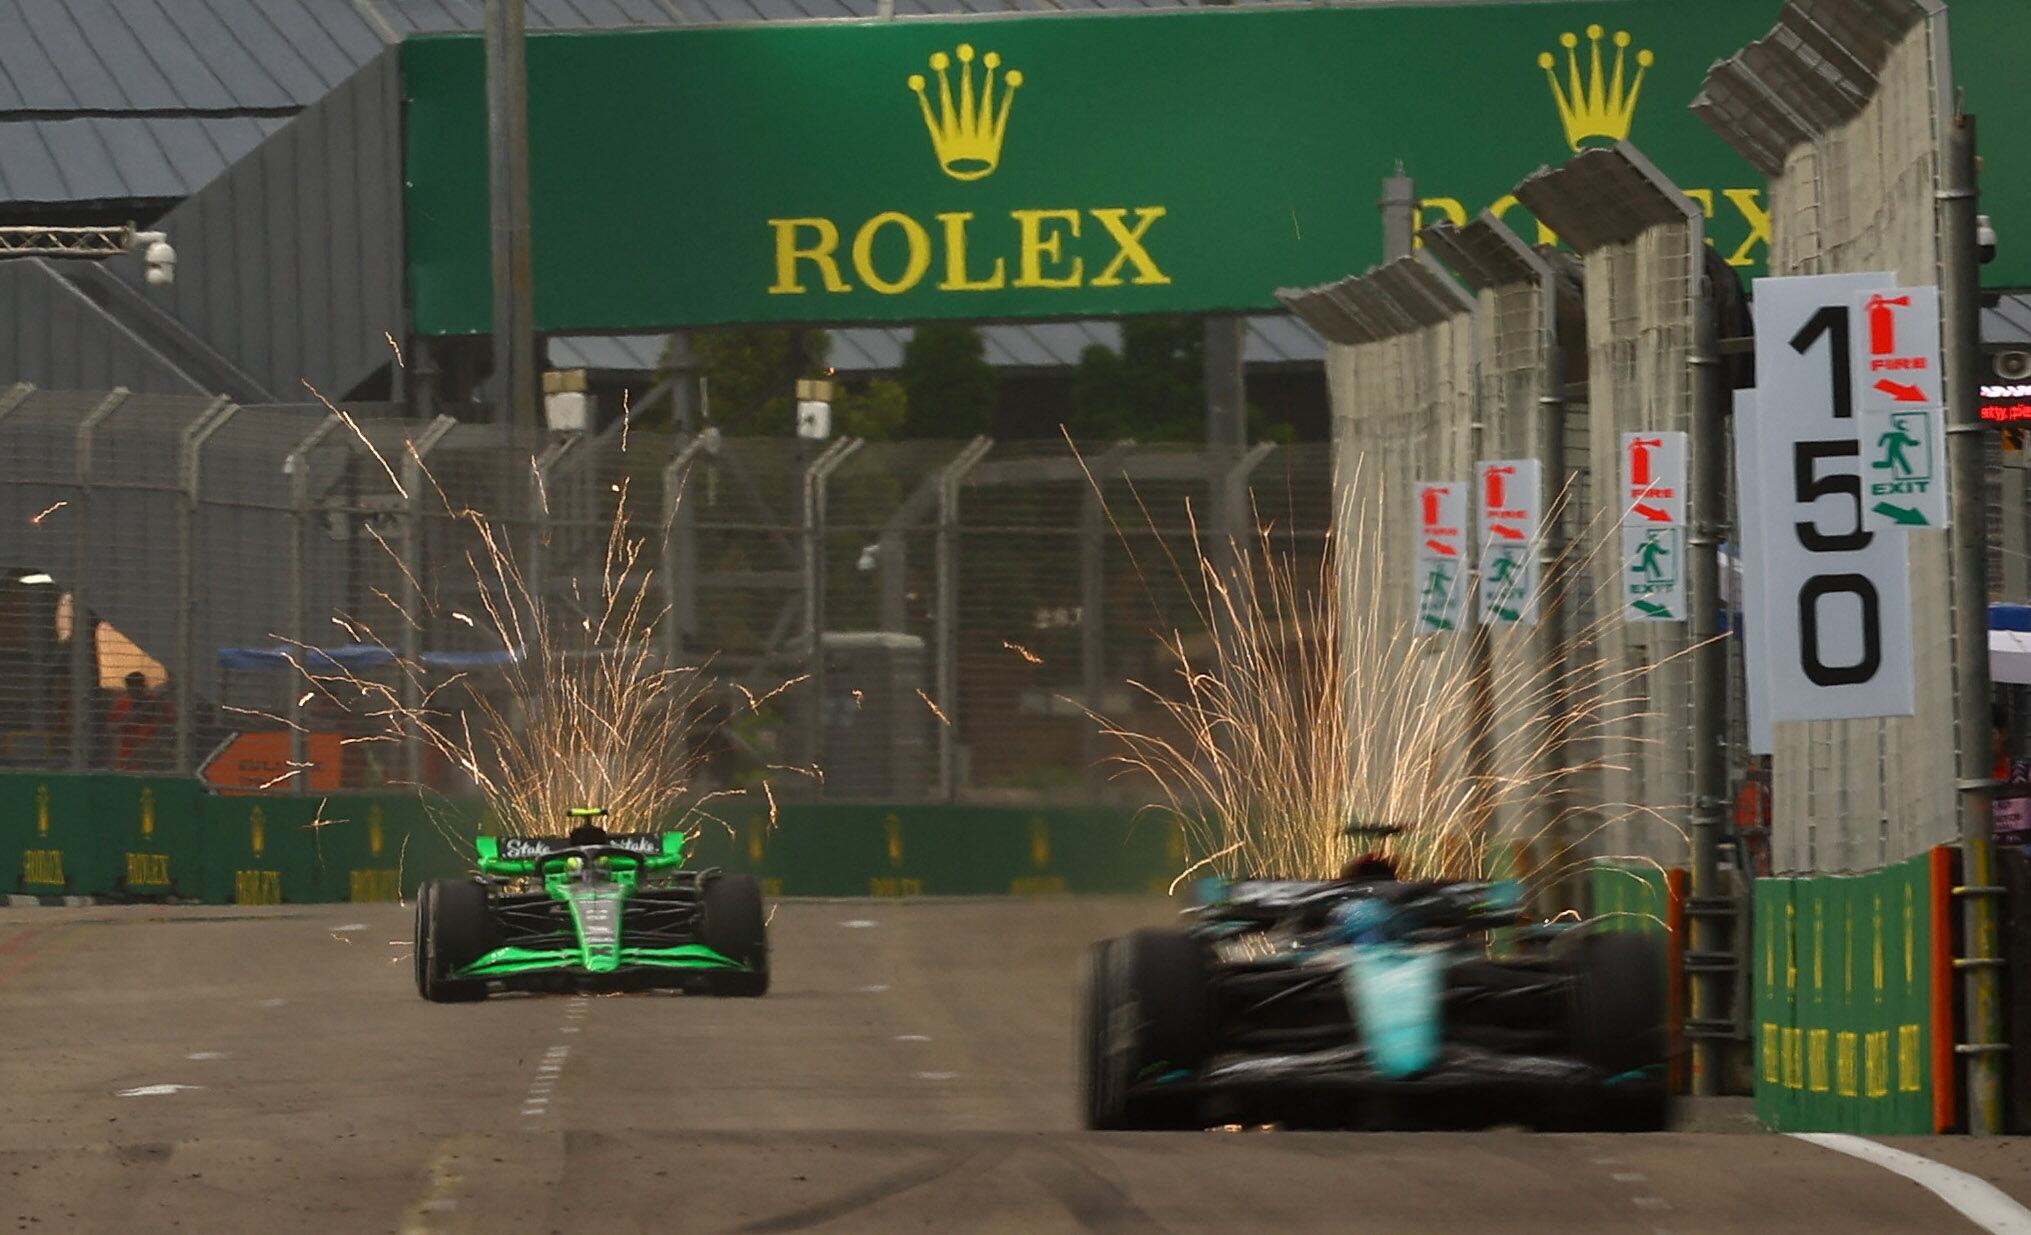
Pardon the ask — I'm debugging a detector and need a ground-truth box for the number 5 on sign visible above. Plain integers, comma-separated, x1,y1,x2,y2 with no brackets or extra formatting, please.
1743,274,1915,729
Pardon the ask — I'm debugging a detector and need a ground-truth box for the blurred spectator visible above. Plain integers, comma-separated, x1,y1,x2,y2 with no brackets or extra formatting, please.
108,671,173,772
1733,755,1773,878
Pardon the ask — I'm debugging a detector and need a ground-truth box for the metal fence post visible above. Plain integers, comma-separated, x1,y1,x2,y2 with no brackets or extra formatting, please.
1943,111,2005,1135
935,437,993,801
69,389,130,772
283,415,342,791
802,437,861,774
176,398,237,775
662,434,708,670
402,417,459,790
1689,242,1730,1098
529,434,578,631
1080,444,1132,794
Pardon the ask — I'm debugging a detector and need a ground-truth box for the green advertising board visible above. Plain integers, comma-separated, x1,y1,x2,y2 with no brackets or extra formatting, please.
1753,853,1946,1134
404,0,1792,335
400,0,2031,335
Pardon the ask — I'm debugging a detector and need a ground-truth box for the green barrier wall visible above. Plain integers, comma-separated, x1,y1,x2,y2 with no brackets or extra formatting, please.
1,775,1186,904
1589,864,1676,936
1752,853,1946,1134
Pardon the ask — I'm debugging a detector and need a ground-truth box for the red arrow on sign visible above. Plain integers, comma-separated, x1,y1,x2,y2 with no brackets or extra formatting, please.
1423,539,1458,557
1631,502,1672,523
1875,378,1930,403
1491,525,1525,541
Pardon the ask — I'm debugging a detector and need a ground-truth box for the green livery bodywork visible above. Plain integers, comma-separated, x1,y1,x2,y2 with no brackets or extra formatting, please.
455,832,750,979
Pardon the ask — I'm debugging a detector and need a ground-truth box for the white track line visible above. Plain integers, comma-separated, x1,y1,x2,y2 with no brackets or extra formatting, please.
521,998,589,1119
1792,1133,2031,1235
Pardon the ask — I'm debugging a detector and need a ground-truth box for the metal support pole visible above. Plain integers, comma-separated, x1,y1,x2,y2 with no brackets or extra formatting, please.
1943,112,2004,1135
875,459,960,635
284,415,343,791
803,438,862,775
0,387,46,749
2004,435,2028,604
401,417,458,790
68,389,130,772
1080,444,1132,794
176,398,237,775
661,434,709,670
935,437,993,800
1533,268,1572,917
528,435,577,628
1381,163,1417,262
486,0,538,446
1204,316,1248,450
1689,251,1729,1099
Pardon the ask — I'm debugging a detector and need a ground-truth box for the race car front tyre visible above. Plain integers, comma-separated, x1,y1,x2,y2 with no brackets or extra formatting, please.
416,878,493,1003
701,874,770,997
1557,929,1672,1131
1082,928,1214,1130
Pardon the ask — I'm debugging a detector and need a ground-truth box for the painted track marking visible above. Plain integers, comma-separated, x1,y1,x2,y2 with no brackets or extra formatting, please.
522,998,590,1118
1793,1133,2031,1235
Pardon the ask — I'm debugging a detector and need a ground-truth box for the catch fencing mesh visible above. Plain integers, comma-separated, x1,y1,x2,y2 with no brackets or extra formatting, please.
0,384,1334,808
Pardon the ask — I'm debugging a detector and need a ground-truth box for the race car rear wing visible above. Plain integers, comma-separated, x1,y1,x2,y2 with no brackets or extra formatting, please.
474,831,685,876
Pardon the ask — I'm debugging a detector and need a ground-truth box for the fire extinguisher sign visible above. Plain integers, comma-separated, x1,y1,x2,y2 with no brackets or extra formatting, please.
1476,458,1541,627
1851,285,1950,530
1411,481,1470,634
1620,431,1688,622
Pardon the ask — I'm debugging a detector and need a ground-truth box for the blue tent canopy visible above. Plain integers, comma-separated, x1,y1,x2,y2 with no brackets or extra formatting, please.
216,645,523,671
1992,604,2031,633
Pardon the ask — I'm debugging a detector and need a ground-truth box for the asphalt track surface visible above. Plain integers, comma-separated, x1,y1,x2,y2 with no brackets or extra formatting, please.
4,897,2029,1234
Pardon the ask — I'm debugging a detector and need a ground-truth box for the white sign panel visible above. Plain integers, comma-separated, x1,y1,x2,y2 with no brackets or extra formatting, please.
1620,431,1688,526
1411,481,1471,634
1476,458,1541,627
1622,525,1687,622
1620,431,1688,622
1852,285,1949,530
1745,274,1916,728
1733,390,1773,754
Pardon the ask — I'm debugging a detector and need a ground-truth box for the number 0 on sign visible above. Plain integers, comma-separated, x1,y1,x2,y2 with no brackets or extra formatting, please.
1742,274,1915,728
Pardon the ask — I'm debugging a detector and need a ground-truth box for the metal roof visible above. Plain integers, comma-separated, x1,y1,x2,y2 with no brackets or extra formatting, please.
547,314,1326,376
1987,297,2031,346
0,114,288,204
0,0,1448,209
0,1,386,113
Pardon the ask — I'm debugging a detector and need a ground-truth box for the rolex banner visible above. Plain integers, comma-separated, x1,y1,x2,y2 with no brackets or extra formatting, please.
1413,482,1471,634
402,1,1796,335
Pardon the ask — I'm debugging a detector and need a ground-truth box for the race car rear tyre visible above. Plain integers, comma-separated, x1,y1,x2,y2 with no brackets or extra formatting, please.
701,874,770,997
1557,928,1671,1131
1082,928,1214,1130
417,878,493,1003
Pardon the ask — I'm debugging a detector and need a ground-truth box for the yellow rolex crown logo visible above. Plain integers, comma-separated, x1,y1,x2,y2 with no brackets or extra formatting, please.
908,43,1022,181
1538,24,1653,151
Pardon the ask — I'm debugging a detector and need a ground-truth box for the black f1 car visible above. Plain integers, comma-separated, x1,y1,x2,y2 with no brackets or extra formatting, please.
1082,872,1671,1131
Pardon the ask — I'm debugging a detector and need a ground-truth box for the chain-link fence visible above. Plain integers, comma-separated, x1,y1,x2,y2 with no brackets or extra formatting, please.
0,383,1333,806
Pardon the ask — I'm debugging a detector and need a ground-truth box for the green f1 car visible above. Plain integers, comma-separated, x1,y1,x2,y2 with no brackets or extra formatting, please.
413,810,769,1002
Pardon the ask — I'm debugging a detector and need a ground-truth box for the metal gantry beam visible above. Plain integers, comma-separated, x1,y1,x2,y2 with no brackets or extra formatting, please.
0,227,132,258
0,225,175,284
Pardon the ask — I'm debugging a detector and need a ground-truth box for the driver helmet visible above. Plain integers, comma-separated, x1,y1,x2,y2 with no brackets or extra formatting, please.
1339,852,1398,882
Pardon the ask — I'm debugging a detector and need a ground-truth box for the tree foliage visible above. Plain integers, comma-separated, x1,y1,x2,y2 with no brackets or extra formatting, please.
687,327,830,435
899,324,999,438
